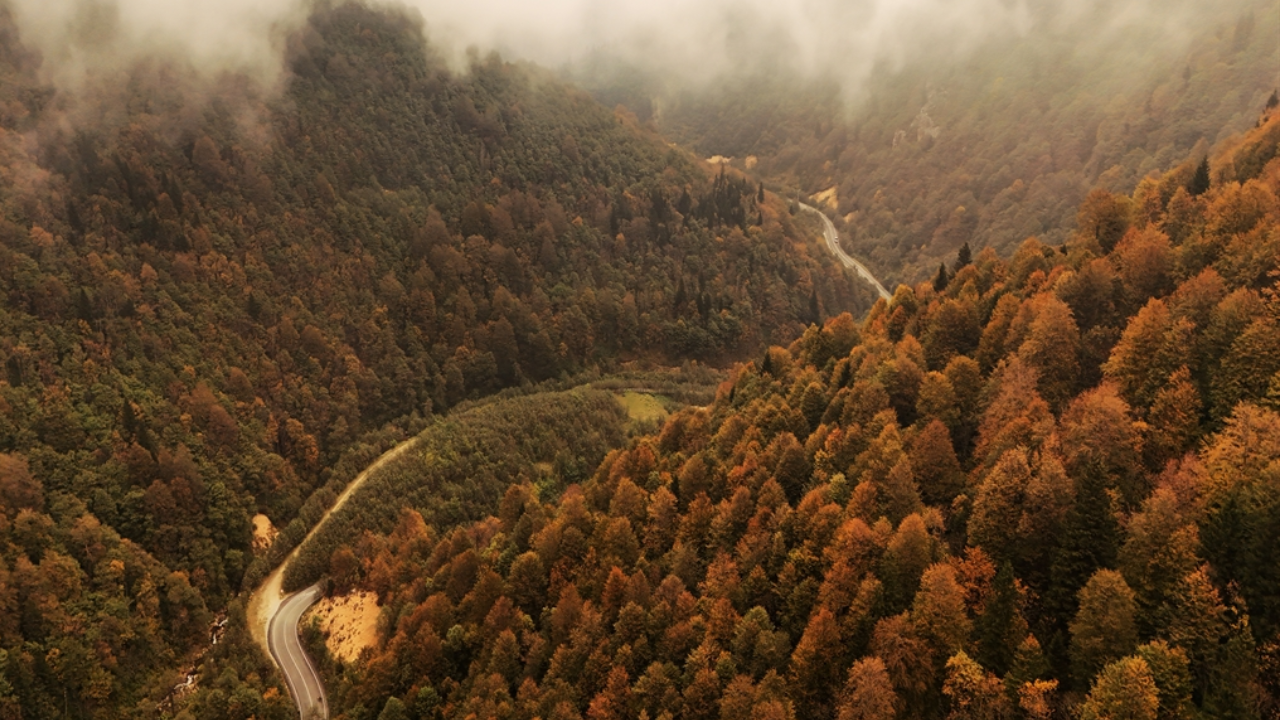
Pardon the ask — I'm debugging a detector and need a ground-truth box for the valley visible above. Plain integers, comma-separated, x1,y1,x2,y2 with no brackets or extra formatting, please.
0,1,1274,719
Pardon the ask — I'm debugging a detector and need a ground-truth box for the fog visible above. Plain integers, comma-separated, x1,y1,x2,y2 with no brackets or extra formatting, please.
7,0,1257,95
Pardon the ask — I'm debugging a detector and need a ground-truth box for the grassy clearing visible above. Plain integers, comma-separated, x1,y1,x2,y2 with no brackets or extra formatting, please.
619,391,671,424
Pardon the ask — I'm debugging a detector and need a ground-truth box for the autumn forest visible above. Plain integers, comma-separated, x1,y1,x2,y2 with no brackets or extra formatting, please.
0,1,1276,720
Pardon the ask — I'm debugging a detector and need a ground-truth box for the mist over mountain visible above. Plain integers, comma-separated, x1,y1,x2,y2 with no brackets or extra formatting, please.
9,0,1257,98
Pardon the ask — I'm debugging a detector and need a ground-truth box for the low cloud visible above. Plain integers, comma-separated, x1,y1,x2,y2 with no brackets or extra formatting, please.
8,0,304,88
8,0,1259,98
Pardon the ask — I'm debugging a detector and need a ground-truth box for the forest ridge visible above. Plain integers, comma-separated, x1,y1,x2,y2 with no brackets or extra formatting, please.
0,2,869,716
0,1,1274,719
295,105,1280,720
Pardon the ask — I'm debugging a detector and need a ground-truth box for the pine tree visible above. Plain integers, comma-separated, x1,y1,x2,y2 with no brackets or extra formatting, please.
976,563,1023,676
933,263,950,292
955,242,972,271
1043,466,1119,676
1188,158,1211,197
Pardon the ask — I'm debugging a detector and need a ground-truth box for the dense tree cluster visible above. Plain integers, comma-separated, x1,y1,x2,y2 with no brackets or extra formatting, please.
314,107,1280,720
0,2,869,716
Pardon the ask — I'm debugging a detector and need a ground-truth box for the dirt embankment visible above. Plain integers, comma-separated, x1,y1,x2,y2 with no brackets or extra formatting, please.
252,514,279,554
303,592,381,664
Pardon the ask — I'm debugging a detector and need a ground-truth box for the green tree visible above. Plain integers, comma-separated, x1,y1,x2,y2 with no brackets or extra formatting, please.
1079,656,1159,720
1070,570,1139,686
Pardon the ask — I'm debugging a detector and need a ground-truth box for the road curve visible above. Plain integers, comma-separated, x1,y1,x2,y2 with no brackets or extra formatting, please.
799,202,892,301
268,584,327,720
249,438,419,720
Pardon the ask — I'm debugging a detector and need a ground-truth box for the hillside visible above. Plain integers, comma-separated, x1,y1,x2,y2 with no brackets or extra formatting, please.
311,105,1280,719
643,1,1279,285
0,1,872,716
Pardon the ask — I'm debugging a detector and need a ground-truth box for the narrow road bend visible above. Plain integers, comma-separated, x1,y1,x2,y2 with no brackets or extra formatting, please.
268,584,327,720
799,202,893,301
250,438,419,720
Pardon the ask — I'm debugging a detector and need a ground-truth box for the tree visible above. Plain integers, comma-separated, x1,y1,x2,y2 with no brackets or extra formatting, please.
1079,656,1159,720
973,358,1054,471
1005,635,1051,694
1196,404,1280,639
954,242,972,272
911,563,972,657
1016,679,1058,720
789,607,842,713
1104,299,1194,413
908,420,965,506
1016,294,1082,410
0,454,41,516
1164,566,1235,701
836,657,897,720
1133,642,1193,720
1044,470,1119,664
1059,384,1145,507
933,263,950,292
922,300,980,371
969,448,1032,563
1077,189,1134,253
881,514,935,611
1188,158,1210,197
976,563,1024,676
378,696,409,720
1117,487,1199,636
942,651,1009,720
1211,318,1280,420
1070,570,1139,686
1114,227,1174,305
1144,368,1202,471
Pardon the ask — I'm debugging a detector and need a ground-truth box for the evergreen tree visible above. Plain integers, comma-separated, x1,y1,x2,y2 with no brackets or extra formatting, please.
933,263,950,292
1188,158,1211,197
976,562,1022,676
1043,465,1119,677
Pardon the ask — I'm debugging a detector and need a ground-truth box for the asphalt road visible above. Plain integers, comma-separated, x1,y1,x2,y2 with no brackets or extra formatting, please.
267,584,327,720
251,439,418,720
799,202,893,301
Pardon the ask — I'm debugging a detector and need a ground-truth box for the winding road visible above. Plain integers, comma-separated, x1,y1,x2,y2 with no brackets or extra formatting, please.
268,584,327,720
250,203,884,719
799,202,892,301
250,438,419,720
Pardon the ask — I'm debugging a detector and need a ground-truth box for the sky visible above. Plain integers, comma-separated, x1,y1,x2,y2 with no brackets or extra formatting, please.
6,0,1256,94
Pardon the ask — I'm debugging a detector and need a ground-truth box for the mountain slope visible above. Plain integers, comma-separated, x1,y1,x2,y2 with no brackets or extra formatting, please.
317,103,1280,720
0,2,870,716
647,1,1279,285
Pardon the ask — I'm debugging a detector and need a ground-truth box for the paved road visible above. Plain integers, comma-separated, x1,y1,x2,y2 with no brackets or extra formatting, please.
799,202,892,301
250,439,418,720
268,583,327,720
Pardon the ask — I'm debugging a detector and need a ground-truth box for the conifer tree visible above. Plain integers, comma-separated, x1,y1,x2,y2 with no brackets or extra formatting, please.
1188,158,1211,197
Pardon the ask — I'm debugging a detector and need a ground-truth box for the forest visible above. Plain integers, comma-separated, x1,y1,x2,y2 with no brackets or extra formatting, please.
302,104,1280,719
642,1,1279,285
0,1,872,716
0,0,1276,718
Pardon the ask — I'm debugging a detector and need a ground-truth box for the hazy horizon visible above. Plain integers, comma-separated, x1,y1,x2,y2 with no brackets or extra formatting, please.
8,0,1263,99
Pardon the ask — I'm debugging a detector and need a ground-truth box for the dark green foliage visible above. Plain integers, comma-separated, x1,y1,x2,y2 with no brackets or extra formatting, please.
1188,158,1211,197
976,563,1021,676
283,389,628,591
932,263,950,292
954,242,972,272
